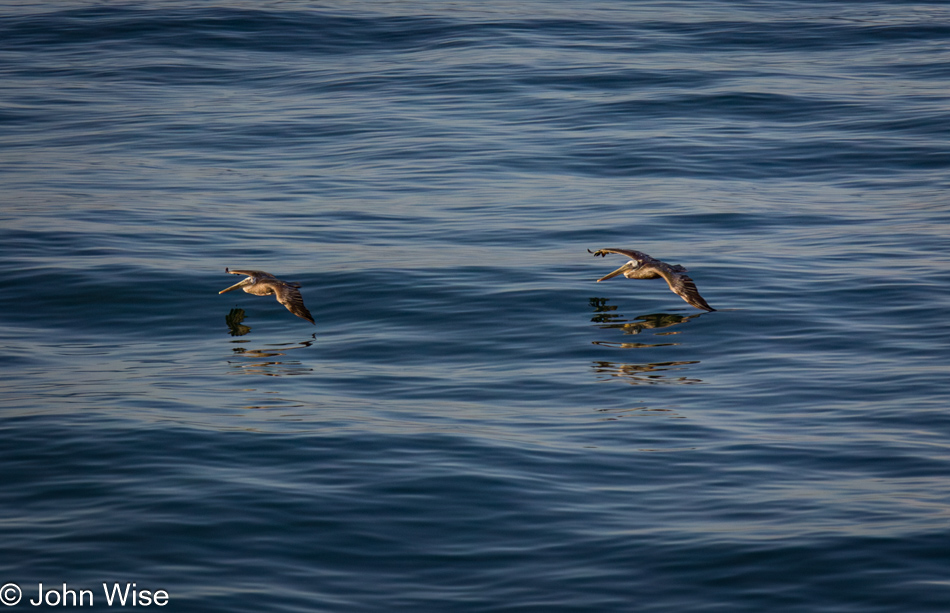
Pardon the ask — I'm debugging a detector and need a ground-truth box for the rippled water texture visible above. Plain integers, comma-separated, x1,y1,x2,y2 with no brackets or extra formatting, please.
2,1,949,611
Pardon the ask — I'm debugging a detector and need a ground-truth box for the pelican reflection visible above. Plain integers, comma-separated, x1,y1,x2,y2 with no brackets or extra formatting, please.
595,406,683,421
226,308,252,337
590,297,703,384
590,298,700,337
592,360,702,385
228,337,315,377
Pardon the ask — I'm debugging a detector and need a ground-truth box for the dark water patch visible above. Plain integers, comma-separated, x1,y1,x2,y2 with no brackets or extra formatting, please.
0,7,486,56
517,67,726,92
2,419,949,611
543,135,950,181
596,91,873,123
657,16,950,52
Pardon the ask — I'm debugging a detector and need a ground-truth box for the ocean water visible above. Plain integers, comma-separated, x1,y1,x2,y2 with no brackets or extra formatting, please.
2,1,950,611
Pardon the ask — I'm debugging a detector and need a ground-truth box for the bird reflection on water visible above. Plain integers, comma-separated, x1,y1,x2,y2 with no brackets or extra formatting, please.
227,337,316,377
223,308,316,376
594,406,684,421
589,297,699,345
226,308,252,337
222,331,316,412
592,360,701,385
590,297,703,385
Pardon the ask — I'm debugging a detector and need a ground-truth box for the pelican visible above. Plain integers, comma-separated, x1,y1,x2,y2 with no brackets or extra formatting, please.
219,268,315,324
589,248,715,311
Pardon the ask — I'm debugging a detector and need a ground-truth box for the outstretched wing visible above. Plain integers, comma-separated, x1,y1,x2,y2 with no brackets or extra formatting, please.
656,266,715,311
226,268,278,280
588,248,653,265
273,283,315,324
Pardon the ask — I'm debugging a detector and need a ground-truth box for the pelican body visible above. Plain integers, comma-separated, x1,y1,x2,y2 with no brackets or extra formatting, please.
219,268,314,324
589,248,715,311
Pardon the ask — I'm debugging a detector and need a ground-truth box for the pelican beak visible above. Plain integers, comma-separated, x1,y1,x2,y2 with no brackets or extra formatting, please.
219,278,251,294
597,261,636,282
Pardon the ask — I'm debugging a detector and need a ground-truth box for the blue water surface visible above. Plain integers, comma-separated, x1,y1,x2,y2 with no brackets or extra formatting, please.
1,1,950,611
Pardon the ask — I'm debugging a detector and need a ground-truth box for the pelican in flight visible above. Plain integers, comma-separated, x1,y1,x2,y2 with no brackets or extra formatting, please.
219,268,315,324
589,248,715,312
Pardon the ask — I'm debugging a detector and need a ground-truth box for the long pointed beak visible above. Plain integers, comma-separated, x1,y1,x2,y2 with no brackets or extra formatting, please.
597,261,636,282
219,278,251,294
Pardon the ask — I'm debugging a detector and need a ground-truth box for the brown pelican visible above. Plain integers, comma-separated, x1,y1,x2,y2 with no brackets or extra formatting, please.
219,268,315,324
589,248,715,311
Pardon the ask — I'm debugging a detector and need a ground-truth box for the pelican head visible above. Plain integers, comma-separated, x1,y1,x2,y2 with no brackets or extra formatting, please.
219,278,252,294
219,269,254,294
597,260,639,282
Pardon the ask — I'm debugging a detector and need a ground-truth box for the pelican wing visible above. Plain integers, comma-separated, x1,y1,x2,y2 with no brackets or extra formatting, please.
273,283,315,324
655,265,715,311
226,268,279,280
588,248,654,265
